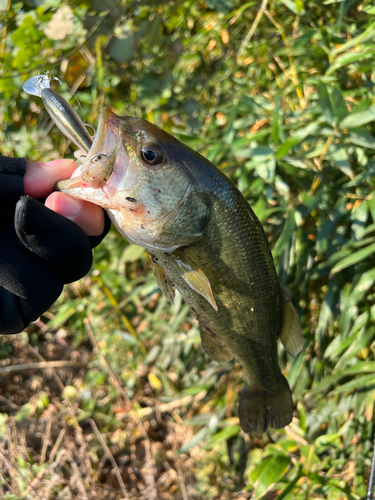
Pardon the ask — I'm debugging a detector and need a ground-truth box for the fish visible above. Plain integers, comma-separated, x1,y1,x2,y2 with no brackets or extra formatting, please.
57,107,304,435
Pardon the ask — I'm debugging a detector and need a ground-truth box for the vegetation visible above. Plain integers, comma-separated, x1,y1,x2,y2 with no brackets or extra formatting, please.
1,0,375,498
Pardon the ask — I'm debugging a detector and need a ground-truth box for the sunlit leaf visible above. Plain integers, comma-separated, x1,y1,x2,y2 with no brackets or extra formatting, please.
254,454,290,499
326,51,374,75
334,22,375,53
330,241,375,274
275,122,319,158
280,0,305,14
340,105,375,129
348,128,375,149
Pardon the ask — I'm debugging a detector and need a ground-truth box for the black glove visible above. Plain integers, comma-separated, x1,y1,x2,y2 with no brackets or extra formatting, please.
0,156,111,334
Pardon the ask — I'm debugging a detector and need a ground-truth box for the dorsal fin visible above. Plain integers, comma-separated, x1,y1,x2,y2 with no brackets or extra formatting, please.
279,290,304,357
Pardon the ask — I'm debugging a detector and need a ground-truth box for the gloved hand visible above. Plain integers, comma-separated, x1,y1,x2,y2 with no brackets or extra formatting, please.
0,156,111,334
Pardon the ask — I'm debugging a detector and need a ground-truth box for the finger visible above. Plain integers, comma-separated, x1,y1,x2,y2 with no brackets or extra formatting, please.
24,159,77,198
45,192,105,237
0,260,63,334
15,196,93,284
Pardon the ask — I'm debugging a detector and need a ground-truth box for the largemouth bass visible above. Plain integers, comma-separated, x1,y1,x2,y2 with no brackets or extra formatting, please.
57,107,304,435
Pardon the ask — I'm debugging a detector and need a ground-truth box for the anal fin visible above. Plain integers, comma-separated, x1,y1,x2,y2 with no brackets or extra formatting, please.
279,290,304,358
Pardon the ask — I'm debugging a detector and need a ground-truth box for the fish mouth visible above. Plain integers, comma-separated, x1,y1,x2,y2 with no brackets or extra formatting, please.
57,107,121,191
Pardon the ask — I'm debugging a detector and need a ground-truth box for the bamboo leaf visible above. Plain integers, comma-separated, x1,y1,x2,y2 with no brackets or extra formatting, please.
330,85,348,122
330,241,375,274
347,128,375,149
204,424,240,449
335,22,375,53
340,105,375,129
333,373,375,394
275,122,319,158
326,51,374,75
254,455,290,499
317,81,334,125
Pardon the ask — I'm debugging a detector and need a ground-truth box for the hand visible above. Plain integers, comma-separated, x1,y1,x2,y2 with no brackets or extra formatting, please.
25,158,104,236
0,156,111,334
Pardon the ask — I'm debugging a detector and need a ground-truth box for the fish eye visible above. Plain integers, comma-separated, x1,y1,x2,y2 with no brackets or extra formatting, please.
140,145,163,166
91,153,107,163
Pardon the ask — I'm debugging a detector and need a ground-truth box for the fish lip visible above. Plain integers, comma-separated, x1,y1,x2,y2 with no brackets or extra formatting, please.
57,107,120,192
89,106,120,158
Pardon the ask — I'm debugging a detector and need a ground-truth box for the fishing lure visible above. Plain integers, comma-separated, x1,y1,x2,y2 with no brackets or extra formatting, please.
23,71,93,155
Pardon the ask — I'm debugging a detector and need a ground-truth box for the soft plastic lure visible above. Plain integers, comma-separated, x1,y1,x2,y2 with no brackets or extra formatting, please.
23,71,93,154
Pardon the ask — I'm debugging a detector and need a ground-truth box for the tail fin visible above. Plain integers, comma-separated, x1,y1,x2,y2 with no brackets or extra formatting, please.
238,381,293,435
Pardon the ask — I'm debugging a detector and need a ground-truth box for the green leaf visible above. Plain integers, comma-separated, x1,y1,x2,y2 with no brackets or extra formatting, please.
326,51,374,75
275,122,319,158
316,279,336,338
277,464,303,500
204,424,240,449
335,22,375,53
329,145,353,178
338,269,375,333
348,129,375,149
46,302,78,329
339,105,375,129
333,373,375,394
254,454,290,499
331,240,375,274
204,0,236,14
280,0,305,14
110,32,134,63
288,342,308,388
335,327,375,369
317,81,334,125
315,432,341,451
311,360,375,394
120,244,145,263
255,157,276,182
178,427,210,454
273,209,296,258
271,96,281,143
330,86,348,122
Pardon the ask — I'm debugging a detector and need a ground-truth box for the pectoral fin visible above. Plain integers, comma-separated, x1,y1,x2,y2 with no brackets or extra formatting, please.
171,250,218,311
279,290,304,357
151,258,175,304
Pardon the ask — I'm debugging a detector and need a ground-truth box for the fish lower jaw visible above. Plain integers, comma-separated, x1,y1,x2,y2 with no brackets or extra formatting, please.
57,184,117,210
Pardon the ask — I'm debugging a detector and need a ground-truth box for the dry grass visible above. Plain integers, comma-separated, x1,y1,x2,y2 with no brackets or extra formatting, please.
0,335,250,500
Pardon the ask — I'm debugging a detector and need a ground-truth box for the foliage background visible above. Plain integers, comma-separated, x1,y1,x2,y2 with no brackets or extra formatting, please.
1,0,375,498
